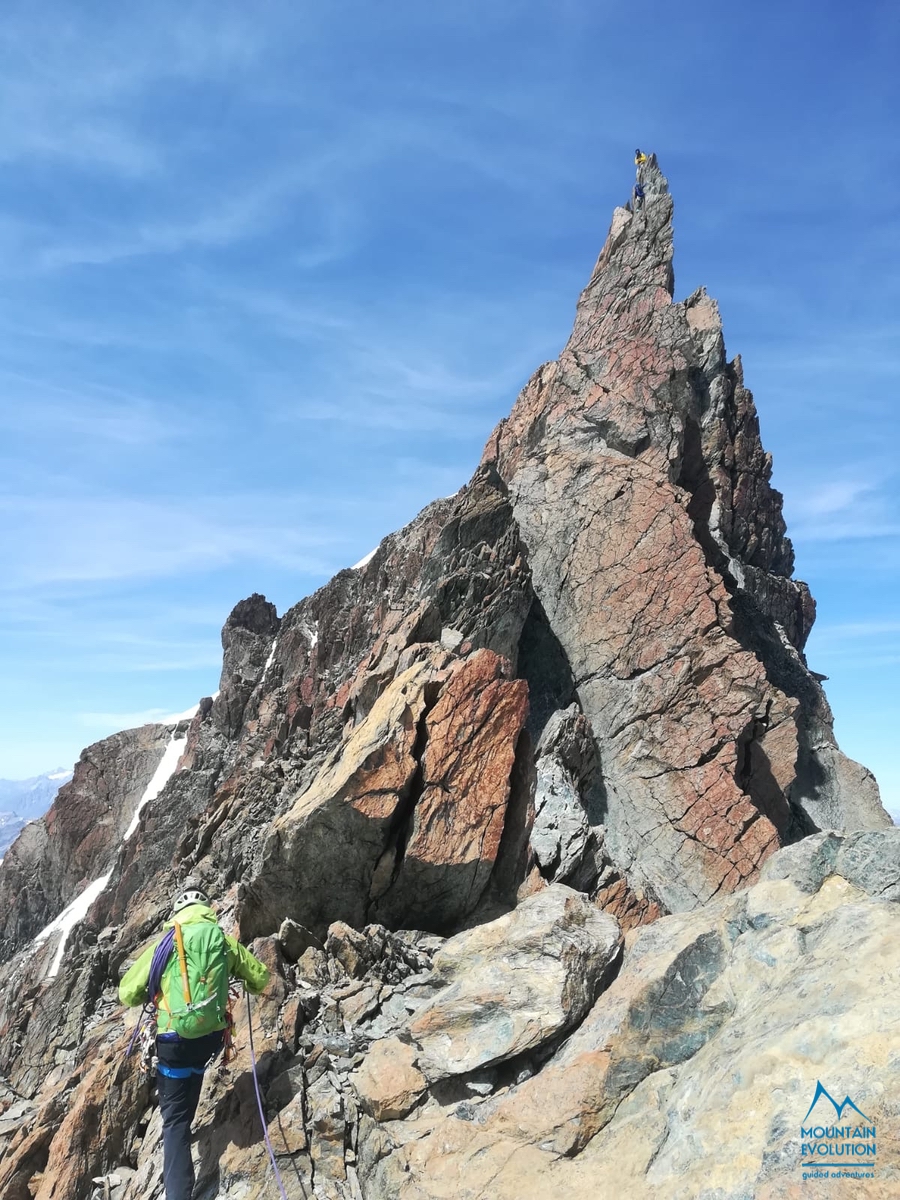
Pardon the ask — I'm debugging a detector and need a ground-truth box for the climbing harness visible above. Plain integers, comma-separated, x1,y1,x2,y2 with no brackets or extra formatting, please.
246,988,290,1200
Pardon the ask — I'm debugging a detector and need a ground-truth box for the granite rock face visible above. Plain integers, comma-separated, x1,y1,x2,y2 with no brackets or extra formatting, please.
369,648,530,931
0,159,891,1200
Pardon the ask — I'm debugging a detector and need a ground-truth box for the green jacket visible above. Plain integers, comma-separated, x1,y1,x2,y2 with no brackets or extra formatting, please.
118,904,269,1034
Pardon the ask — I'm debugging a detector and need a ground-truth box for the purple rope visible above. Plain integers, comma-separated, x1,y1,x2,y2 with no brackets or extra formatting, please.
126,1006,149,1057
126,929,175,1058
148,928,176,999
246,989,290,1200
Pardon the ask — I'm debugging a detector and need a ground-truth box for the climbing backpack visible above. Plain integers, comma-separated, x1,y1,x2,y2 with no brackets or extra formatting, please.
154,919,231,1039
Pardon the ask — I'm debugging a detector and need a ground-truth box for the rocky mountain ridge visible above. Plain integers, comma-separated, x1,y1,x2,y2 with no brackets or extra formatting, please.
0,815,26,861
0,769,73,822
0,158,893,1199
0,770,73,858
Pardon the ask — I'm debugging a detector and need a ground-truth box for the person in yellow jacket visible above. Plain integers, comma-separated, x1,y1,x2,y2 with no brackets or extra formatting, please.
119,883,269,1200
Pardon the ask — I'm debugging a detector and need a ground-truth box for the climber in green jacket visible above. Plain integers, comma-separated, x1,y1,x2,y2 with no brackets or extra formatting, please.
119,883,269,1200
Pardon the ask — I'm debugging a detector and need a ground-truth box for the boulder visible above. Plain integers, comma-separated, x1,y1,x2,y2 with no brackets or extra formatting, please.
761,827,900,898
408,884,621,1081
352,1038,427,1121
278,917,319,962
326,921,383,979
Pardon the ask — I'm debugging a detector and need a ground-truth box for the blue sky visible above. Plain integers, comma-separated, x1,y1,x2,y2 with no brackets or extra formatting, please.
0,1,897,818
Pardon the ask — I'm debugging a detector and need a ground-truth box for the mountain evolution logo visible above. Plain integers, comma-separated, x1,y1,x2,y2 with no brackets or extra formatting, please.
799,1080,877,1182
803,1081,871,1124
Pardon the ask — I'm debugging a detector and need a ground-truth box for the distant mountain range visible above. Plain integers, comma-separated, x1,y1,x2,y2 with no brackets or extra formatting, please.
0,769,72,856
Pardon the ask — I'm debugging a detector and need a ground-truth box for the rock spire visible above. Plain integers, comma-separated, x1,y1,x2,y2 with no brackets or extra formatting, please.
482,156,886,908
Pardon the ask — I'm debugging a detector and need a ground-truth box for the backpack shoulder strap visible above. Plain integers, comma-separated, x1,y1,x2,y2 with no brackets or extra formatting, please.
173,921,193,1005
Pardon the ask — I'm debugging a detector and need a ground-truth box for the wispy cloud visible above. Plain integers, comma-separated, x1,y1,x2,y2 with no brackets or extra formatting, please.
0,592,226,676
794,522,900,543
0,371,178,446
0,7,265,176
209,280,556,435
33,166,315,269
0,492,344,589
786,467,900,545
815,620,900,640
791,480,877,519
78,706,195,730
807,616,900,672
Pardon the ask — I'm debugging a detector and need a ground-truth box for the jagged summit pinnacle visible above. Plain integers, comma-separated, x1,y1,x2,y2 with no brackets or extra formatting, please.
584,153,674,310
636,153,670,197
483,154,888,909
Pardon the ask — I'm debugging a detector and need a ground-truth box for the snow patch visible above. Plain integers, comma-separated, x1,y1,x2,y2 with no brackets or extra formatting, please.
262,637,279,681
124,731,187,842
352,548,377,570
46,770,72,781
31,730,187,980
35,870,113,979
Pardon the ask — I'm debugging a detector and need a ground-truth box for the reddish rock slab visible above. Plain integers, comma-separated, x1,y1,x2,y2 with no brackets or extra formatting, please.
371,649,529,931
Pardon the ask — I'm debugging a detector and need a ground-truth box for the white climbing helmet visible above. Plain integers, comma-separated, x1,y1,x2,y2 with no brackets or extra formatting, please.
172,883,210,914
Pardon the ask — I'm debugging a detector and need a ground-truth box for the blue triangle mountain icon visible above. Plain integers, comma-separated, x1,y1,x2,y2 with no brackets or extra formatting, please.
804,1081,871,1122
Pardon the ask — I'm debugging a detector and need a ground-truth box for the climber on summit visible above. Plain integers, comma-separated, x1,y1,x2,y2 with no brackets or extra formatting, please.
119,883,270,1200
635,148,648,178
